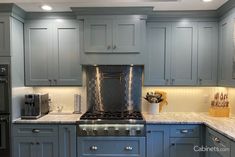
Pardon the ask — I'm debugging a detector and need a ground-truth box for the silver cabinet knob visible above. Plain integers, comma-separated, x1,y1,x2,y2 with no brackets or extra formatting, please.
90,146,98,151
180,129,189,134
1,67,6,73
32,129,40,133
125,146,133,151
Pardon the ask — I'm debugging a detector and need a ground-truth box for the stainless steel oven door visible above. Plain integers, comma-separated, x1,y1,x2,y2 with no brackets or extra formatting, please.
0,65,10,114
0,115,9,157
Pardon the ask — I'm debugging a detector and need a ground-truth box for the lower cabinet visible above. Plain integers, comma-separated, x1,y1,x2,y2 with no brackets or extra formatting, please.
13,136,58,157
206,127,231,157
77,137,145,157
231,141,235,157
147,124,201,157
13,124,76,157
59,125,77,157
169,138,200,157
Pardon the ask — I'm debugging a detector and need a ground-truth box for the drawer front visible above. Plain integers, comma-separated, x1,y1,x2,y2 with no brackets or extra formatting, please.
78,137,145,157
170,125,200,137
206,127,231,157
13,124,58,137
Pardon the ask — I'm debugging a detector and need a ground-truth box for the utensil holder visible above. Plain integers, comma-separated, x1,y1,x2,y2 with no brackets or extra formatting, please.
148,103,160,115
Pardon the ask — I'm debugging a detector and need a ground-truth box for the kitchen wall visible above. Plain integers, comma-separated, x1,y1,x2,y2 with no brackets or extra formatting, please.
32,86,233,115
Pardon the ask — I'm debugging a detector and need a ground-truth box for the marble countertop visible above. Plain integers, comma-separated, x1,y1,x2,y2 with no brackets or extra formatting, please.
13,113,82,124
144,112,235,141
13,112,235,141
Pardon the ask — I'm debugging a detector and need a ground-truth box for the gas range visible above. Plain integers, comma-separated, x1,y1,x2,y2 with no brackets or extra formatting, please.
77,111,146,136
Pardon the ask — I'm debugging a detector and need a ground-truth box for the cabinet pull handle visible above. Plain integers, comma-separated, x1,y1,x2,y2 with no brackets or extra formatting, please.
36,142,40,145
107,45,111,50
180,129,189,134
32,129,40,133
113,45,117,49
125,146,133,151
171,143,175,146
90,146,98,151
212,137,220,143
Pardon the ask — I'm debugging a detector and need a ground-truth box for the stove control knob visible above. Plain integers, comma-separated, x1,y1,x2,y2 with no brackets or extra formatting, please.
93,129,98,135
81,128,87,135
125,128,130,135
136,128,141,135
104,128,108,134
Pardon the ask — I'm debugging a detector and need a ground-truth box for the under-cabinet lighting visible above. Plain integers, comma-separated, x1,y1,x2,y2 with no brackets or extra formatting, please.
202,0,213,2
41,5,52,11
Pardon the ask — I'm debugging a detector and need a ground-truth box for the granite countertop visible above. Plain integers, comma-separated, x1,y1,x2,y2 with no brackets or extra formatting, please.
13,112,235,141
143,112,235,141
13,113,82,124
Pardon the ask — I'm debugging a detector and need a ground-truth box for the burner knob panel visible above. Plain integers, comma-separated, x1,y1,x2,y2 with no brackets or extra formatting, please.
81,128,87,136
104,128,109,135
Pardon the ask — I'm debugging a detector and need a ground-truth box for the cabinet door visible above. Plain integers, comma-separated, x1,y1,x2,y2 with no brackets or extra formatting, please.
198,22,218,85
144,22,171,85
169,138,200,157
0,16,10,56
53,20,82,85
231,141,235,157
84,19,112,53
59,125,76,157
25,20,53,86
146,125,169,157
171,22,197,85
13,137,37,157
37,137,58,157
218,20,233,86
113,18,140,53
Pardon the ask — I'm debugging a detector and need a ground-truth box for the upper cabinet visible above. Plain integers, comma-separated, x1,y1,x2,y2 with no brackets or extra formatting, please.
80,15,146,65
0,16,10,57
198,22,218,86
25,19,82,86
171,22,198,85
84,16,140,53
144,21,218,86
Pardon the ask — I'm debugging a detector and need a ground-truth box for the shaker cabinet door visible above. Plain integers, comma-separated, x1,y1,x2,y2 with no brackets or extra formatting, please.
13,137,37,157
37,137,59,157
113,19,140,53
84,19,113,53
171,22,198,85
169,138,200,157
146,125,170,157
59,125,77,157
198,22,218,86
53,20,82,85
144,22,171,85
0,16,10,56
25,20,53,86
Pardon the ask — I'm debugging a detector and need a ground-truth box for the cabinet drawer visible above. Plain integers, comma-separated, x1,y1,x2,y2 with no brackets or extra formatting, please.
13,124,58,137
170,125,200,137
206,127,231,157
78,137,145,157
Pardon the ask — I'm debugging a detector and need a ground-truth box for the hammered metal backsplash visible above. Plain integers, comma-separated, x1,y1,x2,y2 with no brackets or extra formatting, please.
85,65,143,112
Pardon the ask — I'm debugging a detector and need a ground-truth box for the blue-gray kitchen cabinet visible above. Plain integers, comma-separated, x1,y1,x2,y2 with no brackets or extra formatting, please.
25,19,82,86
84,16,141,53
24,20,53,86
146,125,170,157
198,22,218,86
169,138,200,157
0,16,10,57
13,124,59,157
171,22,198,85
144,22,171,86
231,141,235,157
206,127,231,157
77,137,145,157
59,125,77,157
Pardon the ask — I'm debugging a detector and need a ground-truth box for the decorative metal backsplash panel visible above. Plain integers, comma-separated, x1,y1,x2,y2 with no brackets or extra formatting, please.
85,65,143,112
